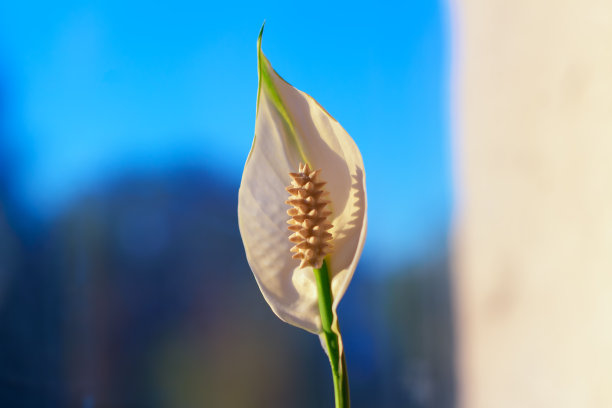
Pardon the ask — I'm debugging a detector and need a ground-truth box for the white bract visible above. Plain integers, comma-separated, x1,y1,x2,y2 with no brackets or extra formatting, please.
238,28,367,337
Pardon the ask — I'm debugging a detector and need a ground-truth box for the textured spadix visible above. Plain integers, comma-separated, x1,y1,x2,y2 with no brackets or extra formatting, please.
286,163,334,269
238,27,367,335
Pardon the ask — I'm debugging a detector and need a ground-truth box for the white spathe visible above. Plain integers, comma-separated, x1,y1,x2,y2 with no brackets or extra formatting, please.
238,29,367,334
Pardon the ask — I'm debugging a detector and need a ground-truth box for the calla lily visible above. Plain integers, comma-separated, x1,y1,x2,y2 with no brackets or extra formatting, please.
238,25,366,407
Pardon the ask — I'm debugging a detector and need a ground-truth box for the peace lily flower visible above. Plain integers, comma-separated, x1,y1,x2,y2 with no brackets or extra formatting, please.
238,25,366,408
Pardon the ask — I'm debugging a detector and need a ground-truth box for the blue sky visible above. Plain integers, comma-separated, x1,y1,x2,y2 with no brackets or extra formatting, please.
0,1,451,270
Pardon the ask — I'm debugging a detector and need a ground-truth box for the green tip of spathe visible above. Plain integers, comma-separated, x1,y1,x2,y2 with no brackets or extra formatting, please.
257,21,268,67
258,21,265,45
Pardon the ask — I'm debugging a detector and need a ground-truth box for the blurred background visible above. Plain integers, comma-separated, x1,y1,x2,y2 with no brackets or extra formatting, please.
0,1,454,407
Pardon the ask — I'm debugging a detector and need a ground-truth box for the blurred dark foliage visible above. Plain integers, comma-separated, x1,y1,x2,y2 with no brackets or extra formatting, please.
0,85,455,407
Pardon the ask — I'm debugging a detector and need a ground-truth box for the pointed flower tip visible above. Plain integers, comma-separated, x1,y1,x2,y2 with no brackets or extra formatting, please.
258,21,266,48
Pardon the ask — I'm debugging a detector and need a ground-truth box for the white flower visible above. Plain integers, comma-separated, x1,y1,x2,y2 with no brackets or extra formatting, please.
238,26,367,338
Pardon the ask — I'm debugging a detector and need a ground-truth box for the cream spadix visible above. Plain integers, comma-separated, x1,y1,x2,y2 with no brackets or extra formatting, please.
237,26,367,335
286,163,334,269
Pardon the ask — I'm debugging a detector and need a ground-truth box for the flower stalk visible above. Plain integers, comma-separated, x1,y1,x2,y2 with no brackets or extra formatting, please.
314,259,350,408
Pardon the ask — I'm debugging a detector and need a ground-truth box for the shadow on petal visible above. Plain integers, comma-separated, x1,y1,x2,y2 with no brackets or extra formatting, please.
330,167,366,281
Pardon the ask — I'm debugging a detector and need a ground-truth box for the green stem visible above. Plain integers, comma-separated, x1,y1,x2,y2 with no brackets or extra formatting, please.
313,260,350,408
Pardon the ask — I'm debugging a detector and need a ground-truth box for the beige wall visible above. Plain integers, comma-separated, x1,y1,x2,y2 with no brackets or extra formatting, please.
453,1,612,407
